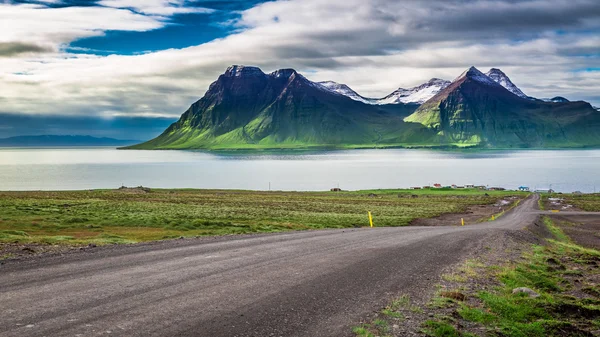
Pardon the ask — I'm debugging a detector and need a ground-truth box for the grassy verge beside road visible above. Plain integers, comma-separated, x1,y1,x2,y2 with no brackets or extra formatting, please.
354,215,600,337
0,188,523,249
542,193,600,212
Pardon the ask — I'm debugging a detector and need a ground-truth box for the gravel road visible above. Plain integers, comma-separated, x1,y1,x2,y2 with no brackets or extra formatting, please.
1,194,591,337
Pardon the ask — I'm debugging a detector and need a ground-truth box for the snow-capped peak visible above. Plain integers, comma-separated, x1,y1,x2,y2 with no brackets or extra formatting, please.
454,66,499,86
485,68,528,98
318,81,374,104
376,78,451,105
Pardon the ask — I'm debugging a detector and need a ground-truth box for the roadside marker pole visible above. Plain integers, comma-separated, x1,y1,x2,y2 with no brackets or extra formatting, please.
368,211,373,228
492,215,495,221
461,218,464,226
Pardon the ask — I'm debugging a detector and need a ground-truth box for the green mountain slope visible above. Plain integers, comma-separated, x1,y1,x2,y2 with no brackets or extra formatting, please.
404,67,600,148
128,66,437,150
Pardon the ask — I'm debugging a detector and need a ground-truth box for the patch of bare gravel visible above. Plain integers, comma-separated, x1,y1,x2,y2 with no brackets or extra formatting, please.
0,242,88,262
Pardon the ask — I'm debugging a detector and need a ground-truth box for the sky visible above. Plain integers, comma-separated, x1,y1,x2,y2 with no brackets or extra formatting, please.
1,0,599,139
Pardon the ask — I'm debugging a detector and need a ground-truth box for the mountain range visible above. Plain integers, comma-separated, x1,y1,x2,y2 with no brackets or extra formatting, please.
128,65,600,150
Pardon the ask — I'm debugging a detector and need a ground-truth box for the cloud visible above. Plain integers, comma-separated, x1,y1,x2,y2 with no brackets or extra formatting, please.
0,3,171,52
98,0,215,16
0,42,52,56
0,0,599,121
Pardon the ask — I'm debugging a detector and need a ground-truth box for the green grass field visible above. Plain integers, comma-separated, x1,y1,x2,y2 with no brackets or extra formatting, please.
547,193,600,211
0,188,524,246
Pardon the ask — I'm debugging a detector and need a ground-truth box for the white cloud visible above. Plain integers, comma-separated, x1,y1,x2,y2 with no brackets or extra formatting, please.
0,0,599,119
98,0,214,16
0,3,165,53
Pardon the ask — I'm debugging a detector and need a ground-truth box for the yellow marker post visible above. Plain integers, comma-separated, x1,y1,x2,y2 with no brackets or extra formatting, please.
492,215,495,221
461,218,465,226
551,210,560,213
368,211,373,228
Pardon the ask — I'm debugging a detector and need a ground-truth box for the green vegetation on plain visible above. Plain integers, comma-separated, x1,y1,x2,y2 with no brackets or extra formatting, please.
545,193,600,212
353,214,600,337
0,188,521,247
421,218,600,337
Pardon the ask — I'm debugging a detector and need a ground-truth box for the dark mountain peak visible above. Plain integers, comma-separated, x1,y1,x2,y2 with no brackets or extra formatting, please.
427,78,447,84
454,66,498,86
549,96,570,103
223,65,265,77
269,68,298,79
487,68,505,75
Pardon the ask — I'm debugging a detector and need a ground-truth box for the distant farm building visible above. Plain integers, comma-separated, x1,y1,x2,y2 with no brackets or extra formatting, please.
423,186,431,189
330,188,342,192
466,184,475,188
489,187,506,191
433,183,442,188
519,186,530,191
411,187,422,190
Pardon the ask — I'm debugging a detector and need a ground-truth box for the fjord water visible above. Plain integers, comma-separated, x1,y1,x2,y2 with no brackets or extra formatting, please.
0,148,598,192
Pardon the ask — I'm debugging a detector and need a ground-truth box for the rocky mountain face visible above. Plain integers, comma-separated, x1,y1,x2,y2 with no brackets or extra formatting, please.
485,68,529,98
404,67,600,147
130,66,432,150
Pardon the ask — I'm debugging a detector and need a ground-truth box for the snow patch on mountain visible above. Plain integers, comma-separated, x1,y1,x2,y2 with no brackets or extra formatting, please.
376,78,450,105
318,81,374,104
455,66,499,86
485,68,528,98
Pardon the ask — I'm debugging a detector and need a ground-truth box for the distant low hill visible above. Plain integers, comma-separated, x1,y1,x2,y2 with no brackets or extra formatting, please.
127,65,600,150
0,135,140,147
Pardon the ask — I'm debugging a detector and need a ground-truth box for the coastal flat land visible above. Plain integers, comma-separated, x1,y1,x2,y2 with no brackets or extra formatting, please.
2,194,599,336
1,195,546,337
0,188,522,256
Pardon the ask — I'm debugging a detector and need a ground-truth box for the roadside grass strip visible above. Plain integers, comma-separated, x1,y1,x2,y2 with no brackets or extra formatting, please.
424,220,600,337
353,216,600,337
488,198,521,222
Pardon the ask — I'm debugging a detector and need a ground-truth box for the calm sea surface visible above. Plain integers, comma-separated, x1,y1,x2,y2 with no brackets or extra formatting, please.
0,148,598,192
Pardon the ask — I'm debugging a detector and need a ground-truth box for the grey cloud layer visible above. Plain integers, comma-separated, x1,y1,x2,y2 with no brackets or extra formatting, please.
0,42,52,56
